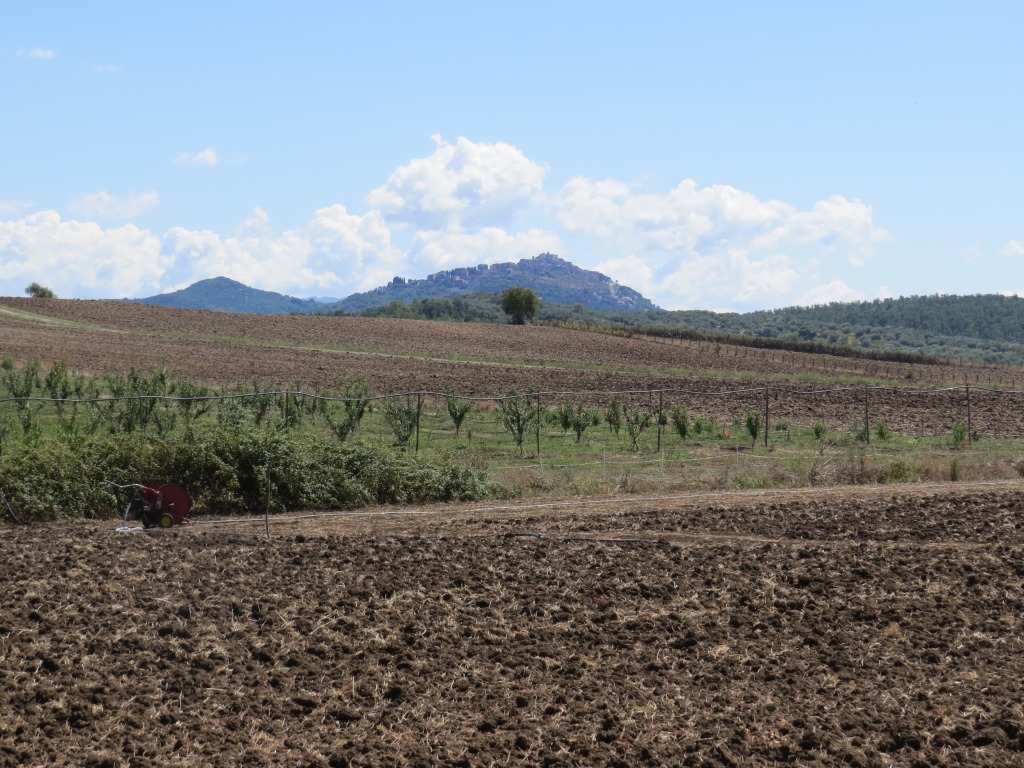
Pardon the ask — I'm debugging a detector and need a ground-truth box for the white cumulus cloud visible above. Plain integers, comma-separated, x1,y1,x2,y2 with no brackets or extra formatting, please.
70,191,159,220
408,227,563,273
754,195,889,253
305,204,405,293
549,173,888,308
160,206,405,297
162,224,316,293
18,48,56,59
594,255,658,300
0,211,168,298
557,178,790,247
1,136,892,311
1000,240,1024,258
797,280,867,306
367,135,548,229
173,148,219,167
657,249,802,308
554,176,889,254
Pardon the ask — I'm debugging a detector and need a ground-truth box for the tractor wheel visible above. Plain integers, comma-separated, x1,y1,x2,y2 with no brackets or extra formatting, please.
159,512,174,528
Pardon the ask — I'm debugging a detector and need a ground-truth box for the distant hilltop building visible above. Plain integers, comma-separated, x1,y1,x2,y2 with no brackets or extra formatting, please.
351,253,655,313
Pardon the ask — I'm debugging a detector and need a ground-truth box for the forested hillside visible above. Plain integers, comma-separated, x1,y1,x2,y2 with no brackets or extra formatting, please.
754,294,1024,342
131,277,322,314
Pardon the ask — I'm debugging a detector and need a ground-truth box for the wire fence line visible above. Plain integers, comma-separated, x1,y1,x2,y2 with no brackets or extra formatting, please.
2,381,1022,404
3,381,1024,448
4,379,1024,523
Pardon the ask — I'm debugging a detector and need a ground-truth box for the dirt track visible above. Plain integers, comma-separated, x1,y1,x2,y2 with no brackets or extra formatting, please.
3,482,1024,766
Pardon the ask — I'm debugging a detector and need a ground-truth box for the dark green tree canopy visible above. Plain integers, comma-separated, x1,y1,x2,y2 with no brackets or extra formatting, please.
25,283,55,299
500,287,539,325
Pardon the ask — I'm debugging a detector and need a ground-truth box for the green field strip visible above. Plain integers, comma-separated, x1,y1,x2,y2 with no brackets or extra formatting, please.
0,304,111,330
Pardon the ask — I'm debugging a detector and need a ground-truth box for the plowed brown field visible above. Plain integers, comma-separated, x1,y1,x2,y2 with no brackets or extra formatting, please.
3,482,1024,766
2,298,1024,435
5,301,1024,765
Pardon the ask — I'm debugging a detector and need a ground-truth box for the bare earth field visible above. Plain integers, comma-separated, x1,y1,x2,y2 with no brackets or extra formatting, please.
2,482,1024,766
4,300,1024,765
0,297,1013,385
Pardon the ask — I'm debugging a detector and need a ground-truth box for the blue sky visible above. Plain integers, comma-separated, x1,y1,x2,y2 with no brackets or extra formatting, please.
2,1,1022,311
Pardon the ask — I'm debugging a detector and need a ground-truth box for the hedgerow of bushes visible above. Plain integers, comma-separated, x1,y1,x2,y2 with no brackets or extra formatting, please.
0,423,503,522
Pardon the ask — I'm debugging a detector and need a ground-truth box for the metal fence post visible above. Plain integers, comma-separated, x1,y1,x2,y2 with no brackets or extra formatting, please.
966,383,972,448
265,464,271,540
864,386,870,446
763,385,769,448
657,390,663,453
415,392,422,453
535,393,541,458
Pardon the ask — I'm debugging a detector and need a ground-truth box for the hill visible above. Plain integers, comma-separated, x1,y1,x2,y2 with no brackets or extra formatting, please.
130,277,321,314
127,254,657,316
682,294,1024,365
359,292,1024,366
335,253,658,313
123,271,1024,365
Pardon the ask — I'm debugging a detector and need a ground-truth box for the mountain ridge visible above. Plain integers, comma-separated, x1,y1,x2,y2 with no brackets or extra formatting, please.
129,253,659,315
129,277,322,314
335,253,658,313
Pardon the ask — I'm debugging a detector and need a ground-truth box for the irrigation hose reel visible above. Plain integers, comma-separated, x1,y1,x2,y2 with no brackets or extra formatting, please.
106,481,193,532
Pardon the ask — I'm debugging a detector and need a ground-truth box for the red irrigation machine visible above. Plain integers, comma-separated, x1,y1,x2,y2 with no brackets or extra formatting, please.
107,482,193,531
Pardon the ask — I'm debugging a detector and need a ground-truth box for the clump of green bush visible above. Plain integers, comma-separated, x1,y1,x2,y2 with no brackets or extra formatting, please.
0,424,503,521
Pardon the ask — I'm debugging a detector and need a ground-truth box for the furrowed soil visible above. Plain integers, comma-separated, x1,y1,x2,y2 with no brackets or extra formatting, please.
4,300,1024,765
3,298,1024,434
3,482,1024,766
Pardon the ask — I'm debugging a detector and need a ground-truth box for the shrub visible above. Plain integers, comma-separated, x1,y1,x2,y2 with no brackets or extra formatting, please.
496,394,536,455
692,416,719,438
605,395,623,437
445,391,472,438
3,360,42,435
554,399,574,434
382,396,421,448
555,399,597,444
235,379,278,427
0,424,501,521
951,423,968,450
325,378,371,442
624,406,652,452
883,459,915,483
745,410,762,447
670,406,689,442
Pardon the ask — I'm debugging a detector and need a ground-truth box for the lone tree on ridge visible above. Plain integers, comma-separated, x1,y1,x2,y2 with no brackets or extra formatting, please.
25,283,56,299
501,286,539,325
